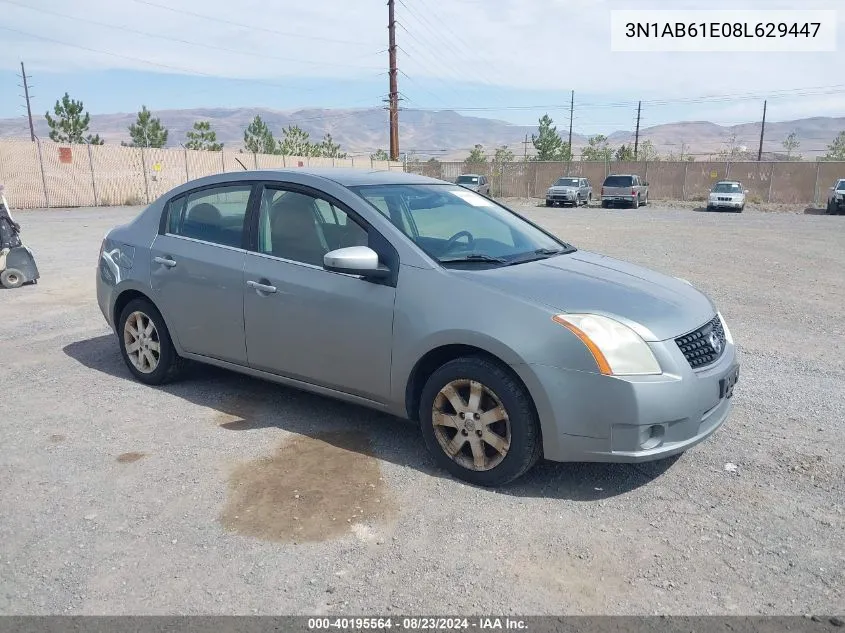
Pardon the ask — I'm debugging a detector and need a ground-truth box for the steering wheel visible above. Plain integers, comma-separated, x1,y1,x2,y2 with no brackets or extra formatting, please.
443,230,475,253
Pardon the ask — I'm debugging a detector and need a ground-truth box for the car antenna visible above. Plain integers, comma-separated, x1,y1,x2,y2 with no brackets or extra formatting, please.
233,157,248,171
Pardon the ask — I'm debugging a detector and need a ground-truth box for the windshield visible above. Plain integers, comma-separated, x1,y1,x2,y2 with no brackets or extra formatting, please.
603,176,633,187
836,180,845,191
456,175,479,184
554,178,579,187
350,184,572,266
712,182,742,193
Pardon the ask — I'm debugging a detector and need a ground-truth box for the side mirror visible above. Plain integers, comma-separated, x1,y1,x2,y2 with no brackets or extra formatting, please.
744,189,749,194
324,246,390,279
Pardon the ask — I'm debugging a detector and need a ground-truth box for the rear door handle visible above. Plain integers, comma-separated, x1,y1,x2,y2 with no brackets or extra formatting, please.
247,280,277,294
154,256,176,268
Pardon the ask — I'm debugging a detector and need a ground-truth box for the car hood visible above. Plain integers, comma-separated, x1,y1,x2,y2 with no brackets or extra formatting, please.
711,191,743,198
460,250,716,341
548,186,578,192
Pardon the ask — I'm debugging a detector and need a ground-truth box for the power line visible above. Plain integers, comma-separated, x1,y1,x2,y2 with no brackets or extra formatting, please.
0,25,383,124
1,0,384,72
129,0,376,47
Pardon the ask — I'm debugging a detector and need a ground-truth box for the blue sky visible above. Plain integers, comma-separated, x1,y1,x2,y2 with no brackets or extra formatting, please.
1,0,843,136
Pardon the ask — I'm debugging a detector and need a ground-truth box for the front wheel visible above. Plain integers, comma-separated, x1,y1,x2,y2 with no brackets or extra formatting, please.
1,268,24,289
118,298,185,385
418,356,542,487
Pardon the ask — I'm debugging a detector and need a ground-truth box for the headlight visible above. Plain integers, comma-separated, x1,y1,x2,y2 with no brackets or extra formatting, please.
552,314,662,376
717,311,733,345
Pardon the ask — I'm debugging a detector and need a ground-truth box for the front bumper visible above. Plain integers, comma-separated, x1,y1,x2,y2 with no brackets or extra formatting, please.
515,334,740,463
709,199,744,209
547,193,577,204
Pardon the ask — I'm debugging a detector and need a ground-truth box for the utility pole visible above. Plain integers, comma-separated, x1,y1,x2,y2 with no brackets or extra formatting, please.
387,0,399,161
19,62,36,142
633,100,642,161
523,134,529,161
757,99,767,162
567,90,574,152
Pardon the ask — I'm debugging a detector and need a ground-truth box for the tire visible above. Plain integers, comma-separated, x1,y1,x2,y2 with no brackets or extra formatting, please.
0,268,24,289
418,356,542,487
642,193,648,206
601,200,609,209
827,200,836,215
706,205,713,212
117,297,185,385
545,200,552,207
632,195,640,209
737,204,744,213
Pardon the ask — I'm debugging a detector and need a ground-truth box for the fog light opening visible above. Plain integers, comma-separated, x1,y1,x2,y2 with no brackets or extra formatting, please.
640,424,665,450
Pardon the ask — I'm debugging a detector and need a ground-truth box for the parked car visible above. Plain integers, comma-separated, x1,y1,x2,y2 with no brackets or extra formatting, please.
826,178,845,215
456,174,490,196
545,177,592,207
707,181,747,212
600,174,648,208
97,169,739,487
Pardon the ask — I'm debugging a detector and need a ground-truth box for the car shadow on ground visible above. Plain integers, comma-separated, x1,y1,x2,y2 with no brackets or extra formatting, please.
63,334,680,501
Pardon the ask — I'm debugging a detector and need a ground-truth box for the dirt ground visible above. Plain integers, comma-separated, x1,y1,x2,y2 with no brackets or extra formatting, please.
0,203,843,616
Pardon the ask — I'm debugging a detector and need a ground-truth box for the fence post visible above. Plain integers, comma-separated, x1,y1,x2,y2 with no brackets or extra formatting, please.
220,150,225,173
725,160,731,180
184,148,189,182
813,161,821,206
253,152,258,169
682,161,688,201
141,147,150,204
36,139,49,208
767,162,775,203
86,142,98,206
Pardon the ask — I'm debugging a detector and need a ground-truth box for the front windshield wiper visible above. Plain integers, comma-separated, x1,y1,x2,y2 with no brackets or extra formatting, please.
439,253,507,264
504,246,573,266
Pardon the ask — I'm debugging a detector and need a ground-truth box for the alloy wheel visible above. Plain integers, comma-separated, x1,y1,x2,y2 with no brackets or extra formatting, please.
431,379,511,471
123,311,161,374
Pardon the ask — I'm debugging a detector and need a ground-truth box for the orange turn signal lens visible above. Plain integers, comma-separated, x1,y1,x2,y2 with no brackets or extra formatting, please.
552,315,613,375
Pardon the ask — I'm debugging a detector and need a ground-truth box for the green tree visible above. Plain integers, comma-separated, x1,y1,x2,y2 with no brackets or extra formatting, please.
531,114,571,161
279,125,316,156
243,115,277,154
581,134,612,161
782,131,801,160
370,149,389,161
465,144,487,165
490,146,515,196
615,144,635,161
125,106,168,148
638,139,659,161
318,133,347,158
184,121,223,151
822,132,845,161
44,92,103,144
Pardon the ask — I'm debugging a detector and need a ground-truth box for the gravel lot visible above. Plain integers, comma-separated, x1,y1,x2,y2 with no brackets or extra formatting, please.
1,202,843,616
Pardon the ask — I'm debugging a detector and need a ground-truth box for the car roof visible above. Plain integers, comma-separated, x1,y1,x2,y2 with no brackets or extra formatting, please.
605,174,636,177
715,180,742,185
172,168,448,190
458,173,482,177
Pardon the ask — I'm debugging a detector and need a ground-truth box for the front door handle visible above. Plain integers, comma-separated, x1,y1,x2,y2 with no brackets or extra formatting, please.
154,256,176,268
247,279,277,294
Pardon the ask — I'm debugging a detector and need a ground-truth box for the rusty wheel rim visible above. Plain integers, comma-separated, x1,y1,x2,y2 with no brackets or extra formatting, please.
123,311,161,374
432,379,511,472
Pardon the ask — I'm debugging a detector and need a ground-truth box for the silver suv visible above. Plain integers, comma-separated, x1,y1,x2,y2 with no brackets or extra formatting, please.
456,174,490,196
546,177,592,207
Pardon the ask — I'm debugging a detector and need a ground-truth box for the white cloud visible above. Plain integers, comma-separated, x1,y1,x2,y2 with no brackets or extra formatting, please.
2,0,844,122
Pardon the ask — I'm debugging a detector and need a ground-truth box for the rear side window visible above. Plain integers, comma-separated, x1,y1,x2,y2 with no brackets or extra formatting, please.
603,176,633,187
164,185,252,248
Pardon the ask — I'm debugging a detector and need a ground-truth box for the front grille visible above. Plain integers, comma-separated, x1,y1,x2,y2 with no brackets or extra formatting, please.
675,315,726,369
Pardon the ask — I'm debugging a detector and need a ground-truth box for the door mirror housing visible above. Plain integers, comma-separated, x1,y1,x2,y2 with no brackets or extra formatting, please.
324,246,390,279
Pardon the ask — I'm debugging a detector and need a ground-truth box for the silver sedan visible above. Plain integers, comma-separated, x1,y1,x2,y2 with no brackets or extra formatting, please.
97,169,739,486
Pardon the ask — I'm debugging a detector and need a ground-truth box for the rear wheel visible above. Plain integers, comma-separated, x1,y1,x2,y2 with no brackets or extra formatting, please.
632,195,640,209
418,356,541,487
0,268,24,289
118,298,185,385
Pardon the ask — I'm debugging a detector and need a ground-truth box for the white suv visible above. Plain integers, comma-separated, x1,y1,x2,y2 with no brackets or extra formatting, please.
707,181,747,212
826,179,845,215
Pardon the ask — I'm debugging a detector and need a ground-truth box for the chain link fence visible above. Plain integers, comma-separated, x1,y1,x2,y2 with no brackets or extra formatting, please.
0,139,403,209
405,159,845,205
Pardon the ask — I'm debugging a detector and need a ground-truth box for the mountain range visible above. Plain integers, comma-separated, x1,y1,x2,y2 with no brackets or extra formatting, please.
0,107,842,161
